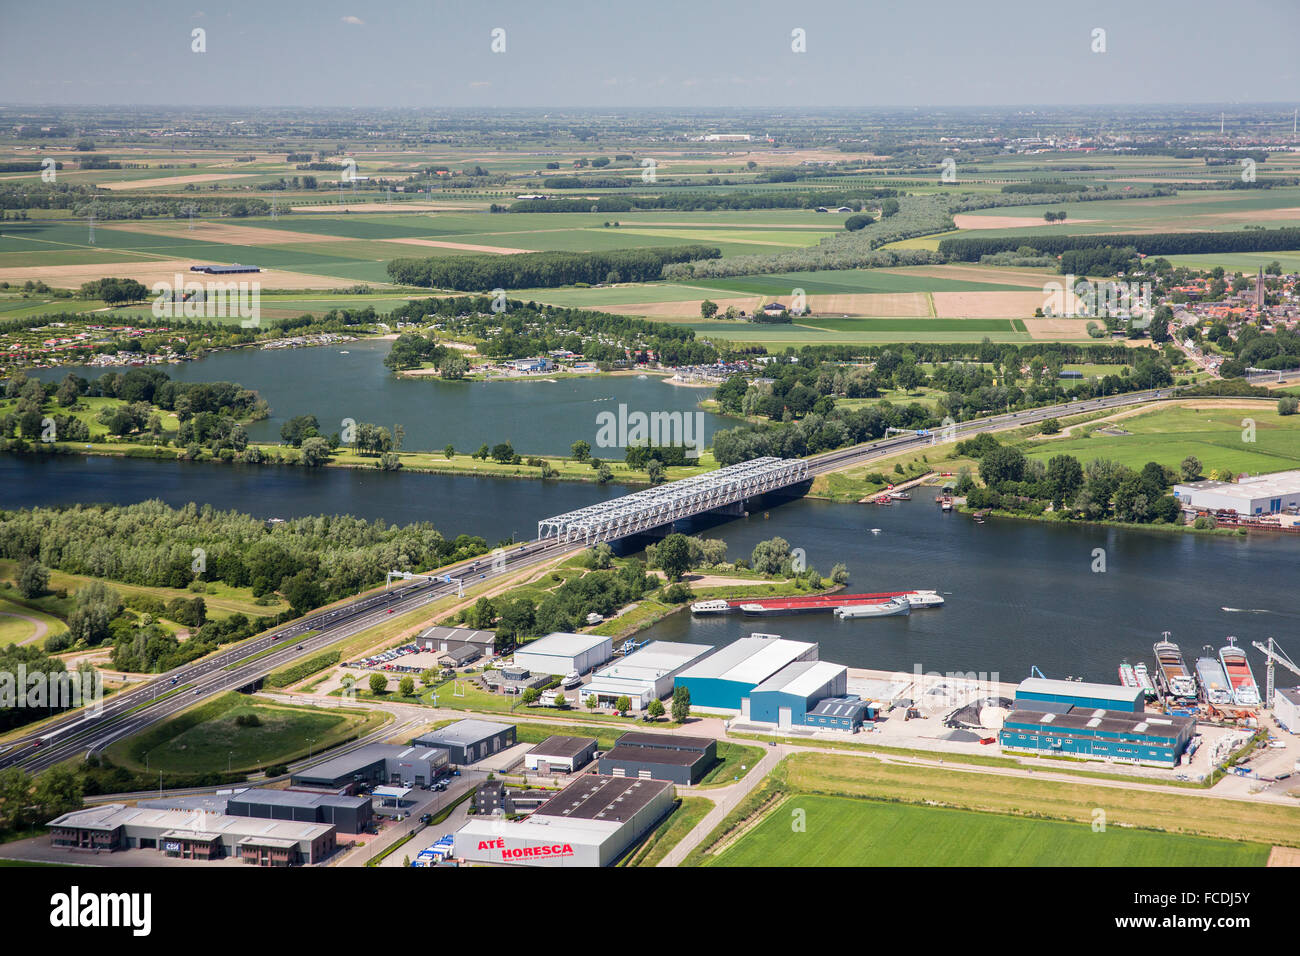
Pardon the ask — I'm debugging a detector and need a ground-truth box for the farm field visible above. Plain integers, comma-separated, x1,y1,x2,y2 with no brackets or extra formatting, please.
1022,401,1300,475
708,794,1269,867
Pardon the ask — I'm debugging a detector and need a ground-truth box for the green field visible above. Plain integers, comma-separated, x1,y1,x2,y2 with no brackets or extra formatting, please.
684,319,1035,344
1023,401,1300,474
0,594,67,648
709,795,1270,867
103,692,385,775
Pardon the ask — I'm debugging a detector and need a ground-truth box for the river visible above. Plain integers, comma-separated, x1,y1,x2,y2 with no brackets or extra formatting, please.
26,338,727,457
3,454,1292,683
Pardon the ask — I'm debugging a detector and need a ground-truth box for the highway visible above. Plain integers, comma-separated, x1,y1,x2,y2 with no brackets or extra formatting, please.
0,538,578,774
5,371,1289,777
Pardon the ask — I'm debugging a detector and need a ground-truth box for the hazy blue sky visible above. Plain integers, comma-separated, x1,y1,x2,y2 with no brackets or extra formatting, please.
2,0,1297,108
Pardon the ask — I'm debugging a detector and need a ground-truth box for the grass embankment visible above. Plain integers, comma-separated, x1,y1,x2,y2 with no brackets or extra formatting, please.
697,742,766,787
101,692,388,776
621,797,714,868
0,594,67,648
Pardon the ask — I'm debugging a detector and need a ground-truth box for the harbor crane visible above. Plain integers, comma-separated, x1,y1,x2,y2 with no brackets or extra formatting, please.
1251,638,1300,708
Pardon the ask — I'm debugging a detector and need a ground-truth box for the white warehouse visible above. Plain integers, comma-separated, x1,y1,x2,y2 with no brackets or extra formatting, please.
512,632,612,676
580,641,714,710
1173,469,1300,516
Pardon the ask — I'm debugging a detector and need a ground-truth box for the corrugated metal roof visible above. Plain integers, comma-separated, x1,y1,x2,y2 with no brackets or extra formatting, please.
751,660,846,699
1017,677,1142,702
677,635,816,685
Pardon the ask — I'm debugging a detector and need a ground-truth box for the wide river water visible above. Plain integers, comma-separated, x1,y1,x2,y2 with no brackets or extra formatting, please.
27,338,727,457
3,453,1293,684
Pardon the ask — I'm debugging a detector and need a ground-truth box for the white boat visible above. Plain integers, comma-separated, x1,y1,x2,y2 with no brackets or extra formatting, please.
690,599,732,615
888,490,911,501
561,671,583,690
835,598,911,619
870,528,882,535
904,590,944,608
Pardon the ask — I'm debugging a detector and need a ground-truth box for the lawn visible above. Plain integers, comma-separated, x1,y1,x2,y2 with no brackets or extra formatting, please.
698,742,766,787
0,594,67,648
708,794,1269,867
1022,401,1300,475
103,692,386,775
622,796,714,867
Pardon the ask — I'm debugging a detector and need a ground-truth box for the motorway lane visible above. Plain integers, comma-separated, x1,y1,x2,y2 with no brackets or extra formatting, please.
3,539,578,773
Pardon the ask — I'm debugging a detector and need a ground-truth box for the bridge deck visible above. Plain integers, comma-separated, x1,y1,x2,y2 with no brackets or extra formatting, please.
538,456,809,544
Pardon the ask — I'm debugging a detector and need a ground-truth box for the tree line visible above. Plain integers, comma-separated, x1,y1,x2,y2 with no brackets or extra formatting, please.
387,245,721,291
939,227,1300,261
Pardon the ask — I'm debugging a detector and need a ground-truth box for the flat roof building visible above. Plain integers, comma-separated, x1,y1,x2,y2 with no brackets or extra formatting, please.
513,632,613,676
745,660,850,729
1000,707,1196,767
524,735,599,774
581,641,714,710
416,624,497,656
675,634,818,710
289,744,448,791
454,775,675,867
1275,687,1300,734
48,804,336,865
1174,469,1300,516
411,718,517,765
142,788,373,834
597,732,717,784
1015,677,1144,714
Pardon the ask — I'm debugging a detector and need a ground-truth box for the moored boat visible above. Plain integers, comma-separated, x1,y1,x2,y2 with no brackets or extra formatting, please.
834,597,911,619
1133,662,1157,700
1218,636,1260,708
1153,633,1198,701
690,599,732,616
1194,649,1233,707
904,590,944,608
1118,660,1137,688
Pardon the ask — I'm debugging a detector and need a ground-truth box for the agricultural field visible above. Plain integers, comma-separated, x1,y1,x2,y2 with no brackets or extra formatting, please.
708,794,1270,867
1022,400,1300,475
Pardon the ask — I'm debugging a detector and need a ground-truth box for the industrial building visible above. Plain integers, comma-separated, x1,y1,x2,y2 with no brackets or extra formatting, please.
1173,469,1300,515
289,744,448,791
1275,687,1300,733
473,779,552,816
454,775,675,867
142,788,373,834
1014,677,1144,714
805,696,873,730
47,804,336,865
674,634,819,710
744,660,848,728
523,735,598,774
580,641,714,710
513,632,612,676
411,719,517,765
597,732,717,784
415,624,497,659
999,708,1196,767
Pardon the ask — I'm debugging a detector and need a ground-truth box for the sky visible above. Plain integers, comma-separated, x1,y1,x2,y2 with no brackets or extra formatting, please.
1,0,1298,109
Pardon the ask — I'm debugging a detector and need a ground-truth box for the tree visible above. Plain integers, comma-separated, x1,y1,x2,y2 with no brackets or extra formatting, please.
444,444,455,459
299,436,332,467
1279,396,1299,416
595,462,613,484
280,570,324,615
615,695,632,714
1045,454,1084,509
647,698,665,720
655,533,692,581
646,459,666,485
1180,455,1203,481
17,561,49,599
521,687,541,705
1039,417,1061,435
830,562,849,585
570,439,591,461
585,694,598,712
979,445,1027,488
553,691,567,709
368,673,388,694
398,675,415,697
671,685,691,723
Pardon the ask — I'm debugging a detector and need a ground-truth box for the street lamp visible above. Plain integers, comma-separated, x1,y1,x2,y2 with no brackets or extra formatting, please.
307,737,315,760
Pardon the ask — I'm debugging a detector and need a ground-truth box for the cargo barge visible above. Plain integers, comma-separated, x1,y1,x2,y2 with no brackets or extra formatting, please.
1194,649,1233,707
1218,636,1261,708
1153,634,1199,702
692,589,943,618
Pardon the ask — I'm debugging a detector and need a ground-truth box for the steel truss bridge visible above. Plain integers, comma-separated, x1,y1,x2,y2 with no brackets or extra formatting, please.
537,456,809,545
